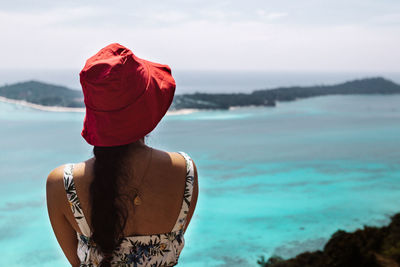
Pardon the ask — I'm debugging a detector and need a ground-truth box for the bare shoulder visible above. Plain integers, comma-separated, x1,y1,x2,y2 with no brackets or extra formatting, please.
165,151,186,164
46,164,70,216
45,160,91,214
46,160,90,198
166,150,197,171
46,164,67,192
162,150,198,185
166,150,198,195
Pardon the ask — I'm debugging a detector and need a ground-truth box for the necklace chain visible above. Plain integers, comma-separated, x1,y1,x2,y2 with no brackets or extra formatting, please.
133,147,153,206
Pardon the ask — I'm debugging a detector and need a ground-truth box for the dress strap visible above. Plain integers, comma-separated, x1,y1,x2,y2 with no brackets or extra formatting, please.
63,163,92,237
172,151,195,233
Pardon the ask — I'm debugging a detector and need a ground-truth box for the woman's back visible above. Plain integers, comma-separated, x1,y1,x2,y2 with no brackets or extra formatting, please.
67,148,197,237
48,148,198,266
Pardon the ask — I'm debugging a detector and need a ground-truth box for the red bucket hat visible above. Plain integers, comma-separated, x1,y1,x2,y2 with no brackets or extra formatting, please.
80,43,176,147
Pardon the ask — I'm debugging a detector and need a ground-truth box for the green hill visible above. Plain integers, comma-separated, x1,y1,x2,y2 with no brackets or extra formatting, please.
0,80,84,108
1,77,399,110
170,77,400,110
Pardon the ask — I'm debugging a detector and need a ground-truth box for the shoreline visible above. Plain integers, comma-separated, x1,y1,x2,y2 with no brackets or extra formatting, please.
0,96,86,112
0,96,199,115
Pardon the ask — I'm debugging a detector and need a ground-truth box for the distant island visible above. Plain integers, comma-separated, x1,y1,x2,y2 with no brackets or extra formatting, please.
257,213,400,267
171,77,400,110
0,77,400,111
0,80,85,108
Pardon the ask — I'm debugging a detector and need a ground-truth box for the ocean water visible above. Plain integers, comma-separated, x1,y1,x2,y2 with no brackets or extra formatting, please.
0,95,400,266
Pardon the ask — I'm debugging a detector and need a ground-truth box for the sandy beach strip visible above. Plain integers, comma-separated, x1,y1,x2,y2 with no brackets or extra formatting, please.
0,96,199,115
166,108,199,115
0,96,85,112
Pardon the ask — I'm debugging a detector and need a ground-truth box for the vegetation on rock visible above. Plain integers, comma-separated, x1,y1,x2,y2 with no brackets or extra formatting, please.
1,77,400,110
258,213,400,267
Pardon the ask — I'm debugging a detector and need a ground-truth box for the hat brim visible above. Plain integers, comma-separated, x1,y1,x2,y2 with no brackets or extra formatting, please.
81,58,176,147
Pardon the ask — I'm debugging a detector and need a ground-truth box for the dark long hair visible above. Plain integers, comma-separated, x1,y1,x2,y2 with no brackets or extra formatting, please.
90,139,146,266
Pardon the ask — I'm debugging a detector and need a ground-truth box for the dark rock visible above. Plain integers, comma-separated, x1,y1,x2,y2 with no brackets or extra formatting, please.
258,213,400,267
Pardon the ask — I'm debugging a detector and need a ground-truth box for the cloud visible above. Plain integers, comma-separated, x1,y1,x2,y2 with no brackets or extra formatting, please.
0,1,399,72
256,10,289,20
370,13,400,24
266,12,289,20
0,7,102,27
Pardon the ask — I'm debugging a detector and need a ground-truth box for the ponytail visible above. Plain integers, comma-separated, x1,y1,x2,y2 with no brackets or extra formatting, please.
90,143,132,266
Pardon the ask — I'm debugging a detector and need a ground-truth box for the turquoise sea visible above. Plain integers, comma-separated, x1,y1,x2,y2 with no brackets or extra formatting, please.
1,94,400,266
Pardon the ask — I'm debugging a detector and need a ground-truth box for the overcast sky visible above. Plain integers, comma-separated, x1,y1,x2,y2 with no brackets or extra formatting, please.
0,0,399,72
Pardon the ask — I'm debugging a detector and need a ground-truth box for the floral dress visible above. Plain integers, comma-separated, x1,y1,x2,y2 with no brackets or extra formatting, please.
63,151,195,267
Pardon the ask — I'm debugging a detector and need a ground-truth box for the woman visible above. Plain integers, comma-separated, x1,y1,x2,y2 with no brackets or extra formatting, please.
46,43,199,267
